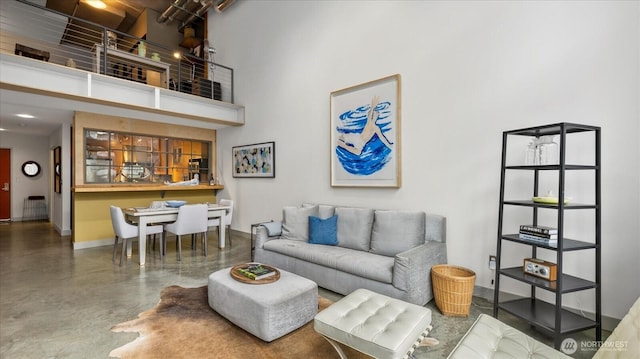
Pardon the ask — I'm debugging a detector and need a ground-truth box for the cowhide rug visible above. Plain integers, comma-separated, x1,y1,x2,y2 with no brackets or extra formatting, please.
110,285,374,359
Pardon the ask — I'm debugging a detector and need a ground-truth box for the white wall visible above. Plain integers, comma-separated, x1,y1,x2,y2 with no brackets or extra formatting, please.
0,125,71,235
48,123,72,236
0,132,50,221
209,1,639,320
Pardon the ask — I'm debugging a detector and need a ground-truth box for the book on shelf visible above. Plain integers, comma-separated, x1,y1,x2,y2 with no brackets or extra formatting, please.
518,233,558,246
236,263,276,280
519,224,558,235
519,229,558,240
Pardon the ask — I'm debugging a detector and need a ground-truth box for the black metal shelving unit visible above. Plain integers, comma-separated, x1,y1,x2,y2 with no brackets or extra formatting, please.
493,122,601,349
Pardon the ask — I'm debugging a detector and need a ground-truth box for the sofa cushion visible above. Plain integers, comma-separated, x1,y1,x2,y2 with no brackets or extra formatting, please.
263,239,342,269
262,239,393,283
309,215,338,245
335,207,374,251
370,210,426,256
282,205,319,241
335,250,393,283
302,203,336,219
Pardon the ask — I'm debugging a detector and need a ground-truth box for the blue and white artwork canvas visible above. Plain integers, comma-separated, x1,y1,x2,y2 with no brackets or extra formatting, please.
232,141,275,178
331,75,401,187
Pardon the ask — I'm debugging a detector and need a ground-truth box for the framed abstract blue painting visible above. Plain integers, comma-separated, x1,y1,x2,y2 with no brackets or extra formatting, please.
232,141,275,178
330,74,401,187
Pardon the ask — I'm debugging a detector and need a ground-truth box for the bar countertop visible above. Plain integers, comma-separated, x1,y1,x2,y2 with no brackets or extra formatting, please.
72,184,224,193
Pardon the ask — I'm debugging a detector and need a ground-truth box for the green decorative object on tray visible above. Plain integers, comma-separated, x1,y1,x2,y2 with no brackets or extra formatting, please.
230,263,280,284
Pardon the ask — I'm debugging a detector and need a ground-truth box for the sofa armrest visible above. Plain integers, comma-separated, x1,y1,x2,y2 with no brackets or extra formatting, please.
255,222,282,249
393,244,429,292
393,241,447,305
425,214,446,243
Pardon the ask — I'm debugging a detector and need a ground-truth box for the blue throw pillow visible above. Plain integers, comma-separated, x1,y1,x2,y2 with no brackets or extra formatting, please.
308,215,338,245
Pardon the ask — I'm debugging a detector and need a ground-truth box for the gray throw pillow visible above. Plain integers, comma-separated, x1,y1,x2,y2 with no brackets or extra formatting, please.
261,221,282,236
335,207,374,251
302,203,335,219
281,205,319,241
370,210,425,256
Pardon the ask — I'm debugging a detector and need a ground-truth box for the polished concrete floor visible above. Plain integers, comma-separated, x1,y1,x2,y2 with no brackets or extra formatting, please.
1,221,603,358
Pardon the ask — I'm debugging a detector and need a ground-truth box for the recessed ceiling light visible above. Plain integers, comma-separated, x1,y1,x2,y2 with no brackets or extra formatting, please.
16,113,35,118
82,0,107,9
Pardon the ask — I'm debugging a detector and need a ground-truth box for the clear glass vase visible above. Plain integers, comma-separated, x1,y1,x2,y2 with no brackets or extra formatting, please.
538,136,558,165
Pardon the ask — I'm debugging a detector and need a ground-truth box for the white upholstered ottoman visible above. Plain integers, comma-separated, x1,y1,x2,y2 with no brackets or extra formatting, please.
314,288,432,359
208,266,318,342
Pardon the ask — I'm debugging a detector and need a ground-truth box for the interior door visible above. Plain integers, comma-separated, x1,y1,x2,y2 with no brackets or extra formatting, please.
0,148,10,221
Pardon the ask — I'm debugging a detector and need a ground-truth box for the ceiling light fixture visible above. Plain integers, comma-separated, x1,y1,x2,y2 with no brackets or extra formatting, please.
82,0,107,10
180,26,201,49
16,113,35,118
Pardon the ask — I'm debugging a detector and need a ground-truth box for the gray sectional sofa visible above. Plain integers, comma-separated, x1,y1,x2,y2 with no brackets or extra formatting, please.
253,204,447,305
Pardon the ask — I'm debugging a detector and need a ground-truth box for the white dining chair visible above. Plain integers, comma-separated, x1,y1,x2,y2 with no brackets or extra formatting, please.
110,205,163,266
163,204,208,261
207,199,234,247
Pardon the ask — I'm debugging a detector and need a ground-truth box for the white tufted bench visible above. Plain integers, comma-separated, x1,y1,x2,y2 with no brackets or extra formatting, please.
449,296,640,359
314,288,432,359
447,314,571,359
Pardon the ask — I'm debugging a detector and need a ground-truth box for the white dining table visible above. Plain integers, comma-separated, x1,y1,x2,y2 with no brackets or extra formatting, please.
122,203,230,266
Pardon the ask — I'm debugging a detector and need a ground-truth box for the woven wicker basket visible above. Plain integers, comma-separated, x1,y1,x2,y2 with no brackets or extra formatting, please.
431,264,476,317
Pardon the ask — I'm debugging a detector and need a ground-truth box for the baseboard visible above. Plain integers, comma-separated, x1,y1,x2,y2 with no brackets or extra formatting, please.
474,285,619,331
54,223,72,236
73,238,113,250
231,229,250,239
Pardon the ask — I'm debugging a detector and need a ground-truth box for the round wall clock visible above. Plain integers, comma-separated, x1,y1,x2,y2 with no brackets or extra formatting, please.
22,161,41,177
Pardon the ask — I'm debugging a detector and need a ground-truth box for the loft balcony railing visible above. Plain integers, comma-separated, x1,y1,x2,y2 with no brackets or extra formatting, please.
0,0,234,103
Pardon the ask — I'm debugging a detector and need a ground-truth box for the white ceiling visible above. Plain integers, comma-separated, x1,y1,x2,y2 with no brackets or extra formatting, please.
0,89,74,136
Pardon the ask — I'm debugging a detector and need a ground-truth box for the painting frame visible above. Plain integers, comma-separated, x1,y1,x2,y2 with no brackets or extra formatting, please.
330,74,401,188
232,141,276,178
53,146,61,193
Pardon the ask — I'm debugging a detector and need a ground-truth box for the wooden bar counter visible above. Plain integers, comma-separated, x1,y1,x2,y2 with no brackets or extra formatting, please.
73,184,223,193
72,112,223,250
72,184,223,249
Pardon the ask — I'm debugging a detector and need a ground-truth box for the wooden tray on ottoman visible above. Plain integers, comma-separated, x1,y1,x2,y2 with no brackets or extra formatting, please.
230,263,280,284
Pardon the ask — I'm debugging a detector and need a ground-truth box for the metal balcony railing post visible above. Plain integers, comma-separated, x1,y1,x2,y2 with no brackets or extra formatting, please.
230,68,234,103
101,32,107,75
177,59,182,91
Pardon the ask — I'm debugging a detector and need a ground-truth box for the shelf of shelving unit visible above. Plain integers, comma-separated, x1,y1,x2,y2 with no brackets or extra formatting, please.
498,298,598,335
500,267,598,293
493,122,601,349
502,200,597,210
502,234,597,251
